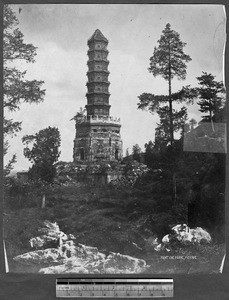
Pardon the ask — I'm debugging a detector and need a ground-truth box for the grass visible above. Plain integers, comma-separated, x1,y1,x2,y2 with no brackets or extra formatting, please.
3,182,226,274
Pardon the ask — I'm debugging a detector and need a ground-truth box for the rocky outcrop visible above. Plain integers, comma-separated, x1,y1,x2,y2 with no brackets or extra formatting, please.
14,221,147,274
148,224,212,251
103,252,146,274
29,221,68,249
14,248,65,265
162,224,211,245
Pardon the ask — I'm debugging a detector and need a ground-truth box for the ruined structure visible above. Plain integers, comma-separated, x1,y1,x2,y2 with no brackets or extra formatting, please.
73,29,123,162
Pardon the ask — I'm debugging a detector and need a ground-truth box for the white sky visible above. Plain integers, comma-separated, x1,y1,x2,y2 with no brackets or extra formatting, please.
4,4,226,171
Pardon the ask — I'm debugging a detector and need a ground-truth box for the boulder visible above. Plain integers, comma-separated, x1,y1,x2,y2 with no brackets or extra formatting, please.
103,252,147,274
29,221,68,249
154,244,163,251
162,234,170,244
171,224,189,235
161,224,211,246
14,248,65,265
29,235,61,249
190,227,211,243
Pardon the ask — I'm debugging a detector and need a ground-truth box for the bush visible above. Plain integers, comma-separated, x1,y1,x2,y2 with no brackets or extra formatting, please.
4,178,40,210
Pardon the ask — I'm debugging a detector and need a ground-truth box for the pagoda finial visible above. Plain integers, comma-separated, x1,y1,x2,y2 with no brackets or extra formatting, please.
88,29,108,43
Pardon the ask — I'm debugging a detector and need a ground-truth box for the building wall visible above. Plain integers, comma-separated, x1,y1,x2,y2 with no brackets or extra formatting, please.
73,122,122,162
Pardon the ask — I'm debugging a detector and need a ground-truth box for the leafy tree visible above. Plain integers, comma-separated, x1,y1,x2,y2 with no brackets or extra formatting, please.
22,127,61,183
196,72,225,121
70,107,86,123
22,127,61,208
189,118,197,130
138,24,193,144
3,5,45,173
132,144,141,162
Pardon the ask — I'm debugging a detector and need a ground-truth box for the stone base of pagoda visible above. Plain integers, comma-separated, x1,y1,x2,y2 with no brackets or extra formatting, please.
73,121,122,163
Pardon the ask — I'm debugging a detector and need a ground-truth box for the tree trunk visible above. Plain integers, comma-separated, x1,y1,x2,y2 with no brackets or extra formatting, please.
169,78,174,144
173,174,177,204
168,47,174,145
41,194,46,209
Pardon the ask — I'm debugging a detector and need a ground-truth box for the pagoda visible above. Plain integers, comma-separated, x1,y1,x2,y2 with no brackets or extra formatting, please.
73,29,123,162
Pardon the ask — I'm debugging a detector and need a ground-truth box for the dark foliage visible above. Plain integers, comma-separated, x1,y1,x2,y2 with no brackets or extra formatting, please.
28,163,57,184
132,144,141,162
4,5,45,173
4,178,40,210
196,72,225,121
22,127,61,183
134,139,226,241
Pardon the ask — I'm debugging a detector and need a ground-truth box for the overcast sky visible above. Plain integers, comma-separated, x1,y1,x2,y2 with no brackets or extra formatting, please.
4,4,226,171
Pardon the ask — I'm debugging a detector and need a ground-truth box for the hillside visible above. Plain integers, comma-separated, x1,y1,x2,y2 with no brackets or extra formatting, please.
3,180,225,274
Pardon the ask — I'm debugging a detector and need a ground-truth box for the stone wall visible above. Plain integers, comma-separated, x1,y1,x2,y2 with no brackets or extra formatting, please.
73,122,122,162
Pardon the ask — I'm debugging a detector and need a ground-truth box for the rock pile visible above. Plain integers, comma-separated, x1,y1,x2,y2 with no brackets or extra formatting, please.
148,224,211,251
162,224,211,245
29,220,69,249
14,221,147,274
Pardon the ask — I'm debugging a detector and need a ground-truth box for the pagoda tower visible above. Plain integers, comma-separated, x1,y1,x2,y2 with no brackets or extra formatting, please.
73,29,123,162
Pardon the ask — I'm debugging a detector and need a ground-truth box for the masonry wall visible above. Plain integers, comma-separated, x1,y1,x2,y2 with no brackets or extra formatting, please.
73,122,122,162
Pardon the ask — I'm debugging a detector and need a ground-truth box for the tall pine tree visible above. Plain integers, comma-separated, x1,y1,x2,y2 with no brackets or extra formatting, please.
138,24,193,145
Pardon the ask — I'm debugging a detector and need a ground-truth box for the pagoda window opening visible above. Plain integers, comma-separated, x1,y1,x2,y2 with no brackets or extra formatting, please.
80,148,85,160
115,149,119,160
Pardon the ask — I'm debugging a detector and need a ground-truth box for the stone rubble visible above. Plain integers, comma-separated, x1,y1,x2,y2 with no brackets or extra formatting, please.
14,221,148,274
29,220,68,249
151,224,211,251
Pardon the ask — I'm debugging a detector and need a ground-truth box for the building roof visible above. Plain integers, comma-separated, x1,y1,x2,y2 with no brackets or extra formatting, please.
88,29,108,43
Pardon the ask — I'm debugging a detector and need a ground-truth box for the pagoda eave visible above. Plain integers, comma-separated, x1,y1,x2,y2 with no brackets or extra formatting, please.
86,92,110,96
86,81,110,86
87,49,109,54
87,70,110,75
87,59,109,65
